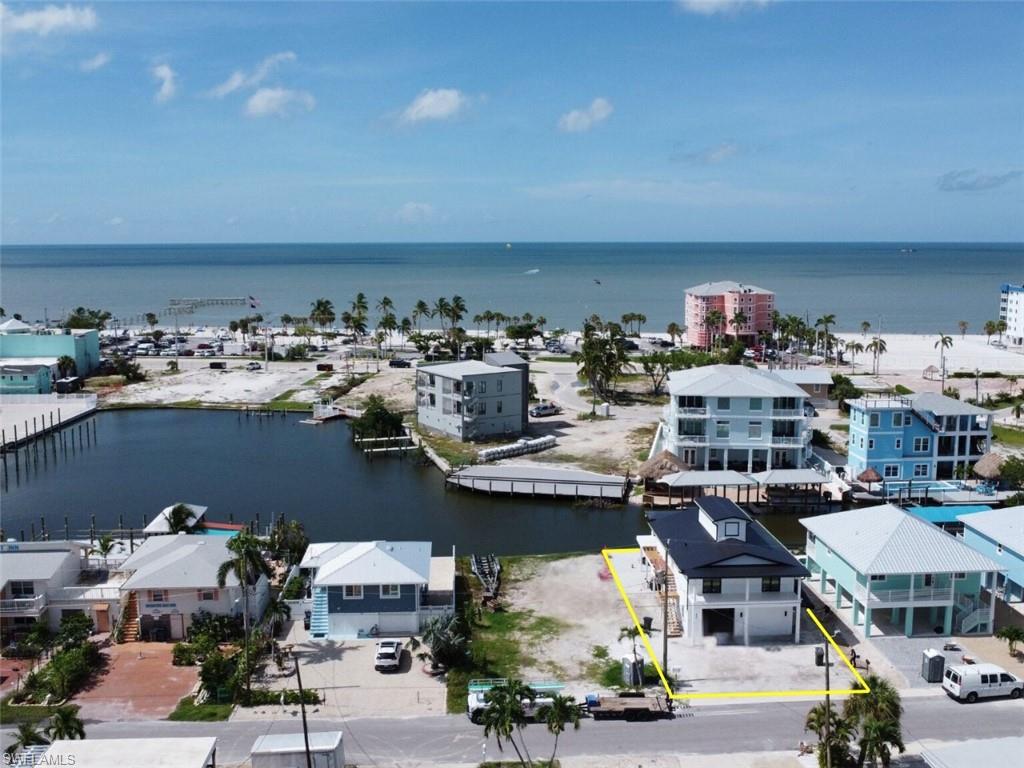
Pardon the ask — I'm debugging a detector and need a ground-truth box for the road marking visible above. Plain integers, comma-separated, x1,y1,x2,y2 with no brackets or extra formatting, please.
602,547,871,700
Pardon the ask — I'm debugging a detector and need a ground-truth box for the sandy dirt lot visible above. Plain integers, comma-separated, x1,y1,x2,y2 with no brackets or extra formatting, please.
835,333,1024,376
334,365,416,412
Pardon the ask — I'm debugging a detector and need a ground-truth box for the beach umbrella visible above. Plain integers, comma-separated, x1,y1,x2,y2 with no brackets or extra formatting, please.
972,452,1004,480
637,449,688,482
857,467,882,491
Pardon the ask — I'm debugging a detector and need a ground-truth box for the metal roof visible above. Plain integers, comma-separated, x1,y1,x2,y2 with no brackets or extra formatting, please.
923,737,1024,768
0,548,75,586
307,541,431,587
695,496,752,522
800,504,1004,575
120,535,241,590
42,738,217,768
0,318,33,333
418,360,517,379
143,503,208,534
685,281,772,296
667,364,806,399
958,505,1024,556
749,468,827,486
907,392,989,417
661,469,756,488
251,732,343,755
483,351,529,367
772,368,833,386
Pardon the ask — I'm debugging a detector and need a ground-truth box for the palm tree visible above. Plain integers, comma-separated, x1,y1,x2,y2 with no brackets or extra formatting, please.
666,322,682,346
730,310,749,342
804,701,854,768
5,723,49,757
216,531,272,697
860,320,871,338
997,319,1007,344
449,295,467,331
815,314,837,358
309,298,336,333
432,297,451,334
843,674,904,768
145,312,159,331
618,625,643,689
995,625,1024,656
935,334,953,387
90,534,116,569
481,680,535,766
55,355,77,379
705,309,725,351
866,337,887,375
399,316,413,346
846,341,864,371
264,597,292,637
45,706,85,741
856,716,905,767
984,320,997,345
538,693,581,765
958,320,968,338
166,503,197,534
535,315,547,335
412,300,431,332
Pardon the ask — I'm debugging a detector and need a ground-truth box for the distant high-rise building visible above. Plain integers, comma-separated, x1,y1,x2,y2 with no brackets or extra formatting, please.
999,283,1024,346
684,281,774,349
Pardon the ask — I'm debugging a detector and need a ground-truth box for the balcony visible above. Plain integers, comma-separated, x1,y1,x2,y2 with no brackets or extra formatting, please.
772,409,805,418
854,583,954,605
678,407,708,416
675,434,709,446
0,594,47,616
770,431,811,446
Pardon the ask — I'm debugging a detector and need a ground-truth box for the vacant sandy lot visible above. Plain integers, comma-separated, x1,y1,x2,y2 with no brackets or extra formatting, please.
835,333,1024,376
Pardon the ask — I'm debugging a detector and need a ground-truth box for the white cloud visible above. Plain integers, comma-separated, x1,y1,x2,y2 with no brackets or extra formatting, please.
43,212,62,224
107,216,124,226
79,51,110,72
395,202,434,224
557,97,613,133
526,178,797,207
152,63,177,103
399,88,467,124
208,51,296,98
0,3,97,37
677,1,771,16
245,87,315,118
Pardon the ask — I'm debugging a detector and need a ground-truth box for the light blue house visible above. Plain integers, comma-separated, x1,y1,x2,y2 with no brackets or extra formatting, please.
299,541,455,639
959,506,1024,603
0,327,101,379
802,504,1003,638
0,362,54,394
847,393,991,483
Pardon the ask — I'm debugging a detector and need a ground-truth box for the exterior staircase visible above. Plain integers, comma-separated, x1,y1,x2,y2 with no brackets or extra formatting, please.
309,587,329,638
643,547,683,637
960,606,987,634
121,591,140,642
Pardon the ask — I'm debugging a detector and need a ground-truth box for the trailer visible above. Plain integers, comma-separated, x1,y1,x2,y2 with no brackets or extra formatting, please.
585,692,674,721
470,554,501,598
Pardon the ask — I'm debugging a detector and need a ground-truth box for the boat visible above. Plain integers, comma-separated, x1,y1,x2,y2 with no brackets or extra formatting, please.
470,553,502,598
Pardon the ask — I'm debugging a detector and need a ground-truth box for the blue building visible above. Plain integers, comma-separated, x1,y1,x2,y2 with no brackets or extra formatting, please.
0,361,55,394
299,541,455,639
0,325,101,386
959,506,1024,603
847,393,991,482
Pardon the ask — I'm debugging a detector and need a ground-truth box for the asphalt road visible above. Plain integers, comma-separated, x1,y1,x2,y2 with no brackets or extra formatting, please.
5,694,1021,766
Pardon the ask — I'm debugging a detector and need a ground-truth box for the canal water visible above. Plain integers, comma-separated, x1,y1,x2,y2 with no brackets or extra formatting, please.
1,410,649,555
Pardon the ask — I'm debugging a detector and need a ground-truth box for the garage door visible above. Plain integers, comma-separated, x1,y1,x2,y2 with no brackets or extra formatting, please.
378,612,418,636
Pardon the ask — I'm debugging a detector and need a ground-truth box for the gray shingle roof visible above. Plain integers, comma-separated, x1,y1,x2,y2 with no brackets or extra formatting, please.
667,364,807,398
959,505,1024,555
801,504,1004,575
120,535,240,590
907,392,989,417
685,281,772,296
418,360,517,379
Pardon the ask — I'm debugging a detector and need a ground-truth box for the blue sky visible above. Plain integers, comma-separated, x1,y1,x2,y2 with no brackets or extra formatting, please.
2,1,1022,244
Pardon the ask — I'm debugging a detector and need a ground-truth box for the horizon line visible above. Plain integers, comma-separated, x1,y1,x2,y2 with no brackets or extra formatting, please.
4,239,1023,248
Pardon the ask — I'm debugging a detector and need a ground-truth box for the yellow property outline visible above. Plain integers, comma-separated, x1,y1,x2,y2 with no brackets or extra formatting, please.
602,547,871,699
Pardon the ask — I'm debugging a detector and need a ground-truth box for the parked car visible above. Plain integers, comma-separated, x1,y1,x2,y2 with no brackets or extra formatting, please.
374,640,403,672
742,349,758,359
943,663,1023,702
303,611,311,630
388,358,411,368
246,361,262,371
621,339,639,351
529,402,561,418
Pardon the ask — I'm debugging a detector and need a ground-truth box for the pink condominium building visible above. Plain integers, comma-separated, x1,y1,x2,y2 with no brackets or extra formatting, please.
684,281,775,349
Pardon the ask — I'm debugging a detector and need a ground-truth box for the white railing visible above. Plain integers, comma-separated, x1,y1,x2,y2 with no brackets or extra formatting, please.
0,594,47,614
49,585,122,603
772,408,804,417
419,604,454,627
960,607,986,634
678,407,708,416
1,393,98,406
676,435,709,446
856,584,954,604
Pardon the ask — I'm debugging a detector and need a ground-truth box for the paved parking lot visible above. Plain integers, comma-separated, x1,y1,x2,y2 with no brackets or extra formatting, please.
73,642,198,721
231,620,447,720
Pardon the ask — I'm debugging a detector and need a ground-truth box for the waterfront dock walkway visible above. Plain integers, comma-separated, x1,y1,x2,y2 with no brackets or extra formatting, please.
1,393,97,450
447,464,629,500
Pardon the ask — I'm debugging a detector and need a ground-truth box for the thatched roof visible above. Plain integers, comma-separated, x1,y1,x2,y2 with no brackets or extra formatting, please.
638,450,688,481
857,467,882,484
972,452,1004,480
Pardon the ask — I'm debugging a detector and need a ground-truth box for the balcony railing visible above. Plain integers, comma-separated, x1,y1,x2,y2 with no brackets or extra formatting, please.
855,584,954,604
676,435,709,446
772,409,805,417
678,407,708,416
0,594,47,615
770,431,811,446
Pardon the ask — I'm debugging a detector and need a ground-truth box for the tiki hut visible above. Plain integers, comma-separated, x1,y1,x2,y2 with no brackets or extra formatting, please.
923,365,939,381
638,450,688,483
857,466,882,491
972,452,1004,480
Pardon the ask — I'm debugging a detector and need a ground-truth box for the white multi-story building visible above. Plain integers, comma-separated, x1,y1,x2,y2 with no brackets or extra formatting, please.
999,283,1024,346
415,360,524,442
657,365,812,472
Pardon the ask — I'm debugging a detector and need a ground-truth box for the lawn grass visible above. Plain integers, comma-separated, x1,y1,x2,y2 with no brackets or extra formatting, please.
271,388,298,401
302,372,333,386
167,696,233,721
628,423,659,461
528,450,625,476
0,697,73,726
892,384,914,395
415,428,481,467
994,424,1024,446
534,355,574,363
830,423,850,432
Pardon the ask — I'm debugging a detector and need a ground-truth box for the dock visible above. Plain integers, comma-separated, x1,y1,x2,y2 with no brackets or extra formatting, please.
447,465,630,501
1,394,98,451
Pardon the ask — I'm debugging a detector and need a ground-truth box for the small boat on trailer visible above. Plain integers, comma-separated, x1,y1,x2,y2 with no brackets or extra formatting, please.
470,554,501,598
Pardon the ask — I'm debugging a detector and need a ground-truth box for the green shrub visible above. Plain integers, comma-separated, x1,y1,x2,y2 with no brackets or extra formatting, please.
199,651,236,695
172,643,197,666
282,576,306,601
238,688,321,707
189,610,243,643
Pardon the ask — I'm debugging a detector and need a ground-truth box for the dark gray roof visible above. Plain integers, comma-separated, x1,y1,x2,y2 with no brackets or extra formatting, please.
649,506,809,579
484,351,529,368
695,496,751,523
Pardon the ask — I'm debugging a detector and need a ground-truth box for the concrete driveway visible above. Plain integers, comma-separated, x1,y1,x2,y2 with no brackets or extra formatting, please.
73,642,198,721
232,620,448,720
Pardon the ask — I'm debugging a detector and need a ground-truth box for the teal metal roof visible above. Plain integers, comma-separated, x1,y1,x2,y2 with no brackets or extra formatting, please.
909,505,991,525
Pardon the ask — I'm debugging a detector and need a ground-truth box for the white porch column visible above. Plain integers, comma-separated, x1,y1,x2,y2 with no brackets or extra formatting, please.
988,572,997,631
743,610,749,646
747,449,753,472
794,604,801,642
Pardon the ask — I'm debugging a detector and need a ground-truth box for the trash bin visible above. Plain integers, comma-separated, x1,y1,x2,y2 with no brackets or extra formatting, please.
921,648,945,683
642,616,653,633
815,646,825,667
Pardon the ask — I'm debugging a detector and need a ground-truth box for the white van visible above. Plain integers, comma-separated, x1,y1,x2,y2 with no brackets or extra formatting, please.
942,663,1024,703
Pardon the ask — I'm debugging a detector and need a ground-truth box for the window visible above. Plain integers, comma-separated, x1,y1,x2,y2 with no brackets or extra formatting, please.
998,543,1003,554
904,414,912,426
981,674,991,684
913,437,930,452
883,464,900,478
497,379,503,392
343,585,363,600
718,397,731,410
702,578,722,594
870,413,880,427
724,522,740,537
894,439,902,450
496,400,503,414
761,577,781,593
868,439,875,450
1001,673,1015,683
8,581,34,598
813,384,822,393
953,572,966,581
478,401,487,415
198,589,218,601
477,381,487,394
428,393,436,407
923,574,934,587
149,590,167,602
870,574,885,582
914,464,929,477
716,421,730,438
892,412,903,428
748,422,762,439
380,584,401,599
749,397,762,411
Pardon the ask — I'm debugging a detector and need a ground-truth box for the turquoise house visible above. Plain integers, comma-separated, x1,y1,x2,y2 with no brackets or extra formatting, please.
847,393,991,483
0,362,54,394
959,506,1024,603
802,504,1003,638
0,328,100,378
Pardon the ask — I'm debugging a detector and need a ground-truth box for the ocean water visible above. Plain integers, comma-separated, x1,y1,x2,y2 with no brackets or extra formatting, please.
2,242,1019,333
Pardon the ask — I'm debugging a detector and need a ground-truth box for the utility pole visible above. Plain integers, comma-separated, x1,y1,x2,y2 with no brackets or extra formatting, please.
662,539,671,678
824,640,832,768
294,652,313,768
